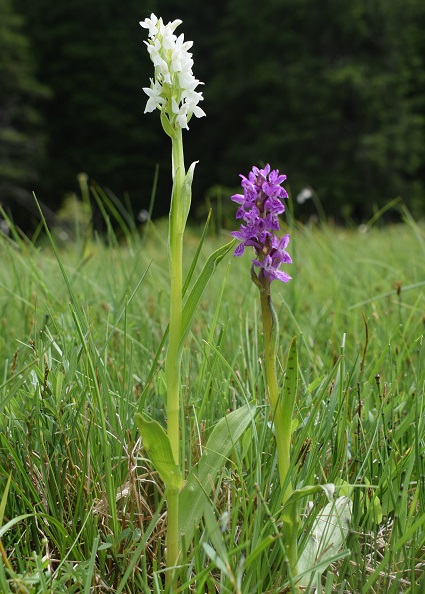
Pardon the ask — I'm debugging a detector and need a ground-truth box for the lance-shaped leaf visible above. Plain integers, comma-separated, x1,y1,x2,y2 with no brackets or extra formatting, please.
0,474,34,539
179,402,256,546
169,160,198,240
298,496,352,590
283,483,336,511
135,413,182,491
283,336,298,418
160,112,175,139
179,239,236,355
180,160,197,231
0,474,12,526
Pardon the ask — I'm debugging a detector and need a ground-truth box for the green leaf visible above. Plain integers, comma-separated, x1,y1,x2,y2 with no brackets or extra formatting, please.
204,506,230,564
84,535,100,594
160,112,174,138
202,542,229,576
283,336,298,416
170,160,197,238
179,402,256,546
371,493,383,525
359,478,383,525
179,238,236,354
0,474,11,526
282,483,335,521
0,514,35,539
135,413,182,491
180,160,198,231
306,375,326,393
245,535,277,567
182,209,212,296
269,297,280,356
298,496,352,589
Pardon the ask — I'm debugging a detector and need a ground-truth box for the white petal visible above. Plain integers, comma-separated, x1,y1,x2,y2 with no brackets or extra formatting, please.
176,114,189,129
139,13,157,30
140,14,160,38
192,105,206,118
169,19,183,32
171,97,180,114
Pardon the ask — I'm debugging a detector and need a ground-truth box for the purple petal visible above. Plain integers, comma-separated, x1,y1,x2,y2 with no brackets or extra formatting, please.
231,230,247,241
271,269,292,282
269,170,287,185
264,196,285,214
256,164,271,178
233,243,245,256
264,213,280,231
243,205,260,223
272,233,290,250
231,193,245,204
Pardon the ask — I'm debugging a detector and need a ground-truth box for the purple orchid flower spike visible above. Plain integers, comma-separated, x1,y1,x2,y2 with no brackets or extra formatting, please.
231,164,292,285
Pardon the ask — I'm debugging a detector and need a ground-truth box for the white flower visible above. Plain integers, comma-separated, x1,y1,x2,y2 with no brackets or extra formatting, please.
171,98,189,129
142,79,165,113
296,187,314,204
171,35,193,71
178,72,199,92
191,104,206,119
182,88,203,104
140,13,205,130
140,14,160,38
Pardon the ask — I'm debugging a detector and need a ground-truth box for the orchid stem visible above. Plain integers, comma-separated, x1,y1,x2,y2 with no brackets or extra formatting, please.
165,126,185,589
259,283,299,586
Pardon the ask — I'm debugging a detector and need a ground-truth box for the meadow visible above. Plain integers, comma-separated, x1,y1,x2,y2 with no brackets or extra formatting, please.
0,207,424,593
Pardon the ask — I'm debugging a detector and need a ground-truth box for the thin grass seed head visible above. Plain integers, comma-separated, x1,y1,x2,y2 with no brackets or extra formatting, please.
231,164,292,283
140,13,206,131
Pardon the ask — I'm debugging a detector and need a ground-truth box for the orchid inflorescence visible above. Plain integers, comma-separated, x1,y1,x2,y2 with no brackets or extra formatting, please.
140,14,206,131
231,164,292,283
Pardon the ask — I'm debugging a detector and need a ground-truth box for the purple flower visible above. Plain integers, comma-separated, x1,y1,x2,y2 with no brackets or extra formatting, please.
252,234,292,282
231,164,292,284
252,254,292,283
264,196,286,215
269,234,292,265
231,223,263,255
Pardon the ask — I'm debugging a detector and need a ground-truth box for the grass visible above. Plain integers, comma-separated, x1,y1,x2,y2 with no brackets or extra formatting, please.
0,207,424,593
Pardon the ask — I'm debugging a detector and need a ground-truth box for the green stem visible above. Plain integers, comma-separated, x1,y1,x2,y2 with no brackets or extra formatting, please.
259,284,291,498
167,127,185,465
166,486,180,588
259,282,299,587
165,127,186,587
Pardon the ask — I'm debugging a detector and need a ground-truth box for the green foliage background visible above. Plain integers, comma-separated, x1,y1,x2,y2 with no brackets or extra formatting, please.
0,211,424,592
1,0,425,223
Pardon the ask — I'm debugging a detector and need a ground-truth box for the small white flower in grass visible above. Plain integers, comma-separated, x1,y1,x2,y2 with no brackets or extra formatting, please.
296,187,314,205
140,13,205,133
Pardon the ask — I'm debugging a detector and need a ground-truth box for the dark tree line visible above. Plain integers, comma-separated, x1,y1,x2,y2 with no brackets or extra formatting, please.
0,0,49,224
1,0,425,229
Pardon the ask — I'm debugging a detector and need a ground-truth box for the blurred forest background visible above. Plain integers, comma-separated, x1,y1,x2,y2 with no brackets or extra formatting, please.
1,0,425,230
